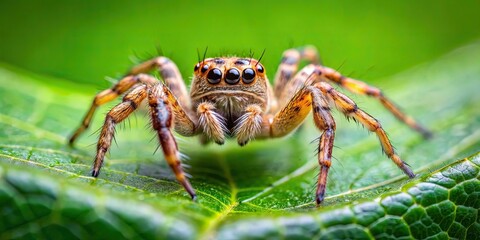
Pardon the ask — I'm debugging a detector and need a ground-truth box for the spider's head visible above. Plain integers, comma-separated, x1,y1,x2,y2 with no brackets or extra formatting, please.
189,57,271,116
190,57,269,99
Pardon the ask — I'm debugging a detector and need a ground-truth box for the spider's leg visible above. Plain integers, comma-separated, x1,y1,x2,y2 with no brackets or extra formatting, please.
319,66,432,138
148,84,196,199
310,90,336,205
315,82,415,178
162,86,198,137
69,74,157,145
273,46,320,101
93,85,148,177
258,86,336,205
129,56,191,110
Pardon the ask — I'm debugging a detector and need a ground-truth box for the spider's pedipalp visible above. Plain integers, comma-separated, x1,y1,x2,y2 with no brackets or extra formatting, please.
197,102,228,145
233,104,263,146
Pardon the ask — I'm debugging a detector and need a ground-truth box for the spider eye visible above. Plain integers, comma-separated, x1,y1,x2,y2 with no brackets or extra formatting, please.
242,68,256,84
201,64,209,73
225,68,240,85
207,68,222,84
256,64,264,73
194,63,200,71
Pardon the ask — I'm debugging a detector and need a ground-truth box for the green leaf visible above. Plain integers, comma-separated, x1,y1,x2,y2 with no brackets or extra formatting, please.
1,42,479,239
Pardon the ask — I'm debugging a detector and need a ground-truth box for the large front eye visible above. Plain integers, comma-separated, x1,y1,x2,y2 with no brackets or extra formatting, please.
207,68,222,84
225,68,240,85
242,68,256,84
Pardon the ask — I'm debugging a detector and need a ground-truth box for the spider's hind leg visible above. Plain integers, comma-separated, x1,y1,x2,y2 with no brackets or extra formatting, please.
93,85,148,177
315,81,415,178
69,74,157,145
319,66,432,138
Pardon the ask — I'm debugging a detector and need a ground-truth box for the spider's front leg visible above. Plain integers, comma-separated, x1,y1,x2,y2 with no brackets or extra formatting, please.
148,84,196,199
129,56,191,109
259,87,337,204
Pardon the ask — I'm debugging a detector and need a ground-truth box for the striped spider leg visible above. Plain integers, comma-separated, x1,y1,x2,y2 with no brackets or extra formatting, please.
273,46,431,138
69,57,198,200
257,46,426,204
259,73,415,204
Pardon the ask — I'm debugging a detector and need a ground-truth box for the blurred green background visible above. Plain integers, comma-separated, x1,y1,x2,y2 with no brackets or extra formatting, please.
1,0,479,87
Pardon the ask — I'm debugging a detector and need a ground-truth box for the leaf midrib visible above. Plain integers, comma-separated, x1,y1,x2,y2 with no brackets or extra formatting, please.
199,153,239,239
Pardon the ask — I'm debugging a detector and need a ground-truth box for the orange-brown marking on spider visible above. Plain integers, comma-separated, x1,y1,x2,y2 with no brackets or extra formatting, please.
69,46,431,205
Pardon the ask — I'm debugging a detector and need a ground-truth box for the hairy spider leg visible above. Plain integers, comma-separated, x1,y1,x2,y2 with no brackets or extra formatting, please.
258,84,336,204
260,65,415,204
315,81,415,175
127,56,198,136
318,65,432,138
313,80,416,203
70,56,198,145
148,84,196,199
93,84,196,199
93,85,148,177
129,56,191,110
272,46,319,102
273,46,431,138
69,74,157,145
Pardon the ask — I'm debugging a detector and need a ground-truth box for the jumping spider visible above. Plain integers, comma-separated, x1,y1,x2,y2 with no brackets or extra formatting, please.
69,46,431,205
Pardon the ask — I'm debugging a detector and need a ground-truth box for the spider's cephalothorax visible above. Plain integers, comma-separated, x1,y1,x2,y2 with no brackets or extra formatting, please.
189,57,271,142
69,46,431,205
